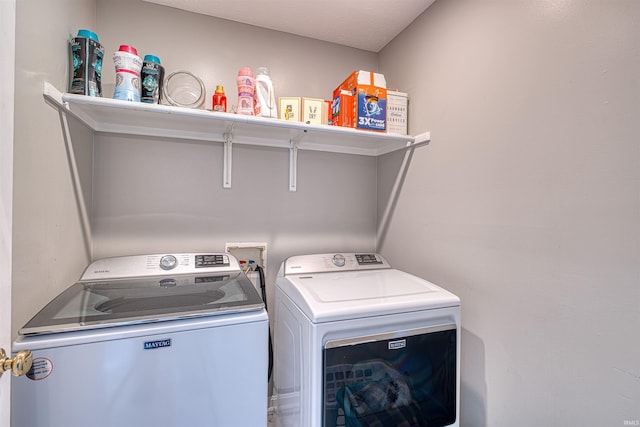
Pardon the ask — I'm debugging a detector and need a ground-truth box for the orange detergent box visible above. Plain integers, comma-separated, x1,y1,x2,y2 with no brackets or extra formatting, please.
332,70,387,131
331,89,355,128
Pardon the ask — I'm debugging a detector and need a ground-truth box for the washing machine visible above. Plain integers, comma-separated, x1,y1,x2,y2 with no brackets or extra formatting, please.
272,253,460,427
12,253,269,427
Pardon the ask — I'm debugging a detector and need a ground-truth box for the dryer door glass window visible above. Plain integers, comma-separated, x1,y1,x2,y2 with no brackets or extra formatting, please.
323,325,457,427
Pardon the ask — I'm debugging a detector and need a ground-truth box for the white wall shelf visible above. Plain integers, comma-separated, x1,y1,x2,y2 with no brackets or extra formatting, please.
43,82,430,191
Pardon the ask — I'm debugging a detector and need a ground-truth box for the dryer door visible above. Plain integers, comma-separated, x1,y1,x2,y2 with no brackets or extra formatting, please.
323,324,457,427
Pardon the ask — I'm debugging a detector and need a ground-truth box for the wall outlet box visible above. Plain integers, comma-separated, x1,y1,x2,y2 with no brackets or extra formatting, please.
225,241,267,271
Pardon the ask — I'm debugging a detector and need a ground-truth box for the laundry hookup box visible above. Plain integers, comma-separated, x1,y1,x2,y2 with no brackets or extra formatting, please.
332,70,387,131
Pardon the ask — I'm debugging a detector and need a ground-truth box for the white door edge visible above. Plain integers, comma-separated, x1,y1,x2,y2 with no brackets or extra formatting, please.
0,0,17,424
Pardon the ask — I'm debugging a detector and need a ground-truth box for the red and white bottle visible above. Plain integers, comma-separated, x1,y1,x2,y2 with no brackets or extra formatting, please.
212,85,227,112
113,45,142,102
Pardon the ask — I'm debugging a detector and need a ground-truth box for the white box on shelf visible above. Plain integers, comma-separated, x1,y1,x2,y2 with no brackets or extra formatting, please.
386,90,408,135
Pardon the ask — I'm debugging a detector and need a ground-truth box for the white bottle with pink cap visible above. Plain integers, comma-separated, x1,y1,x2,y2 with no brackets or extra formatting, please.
113,44,143,102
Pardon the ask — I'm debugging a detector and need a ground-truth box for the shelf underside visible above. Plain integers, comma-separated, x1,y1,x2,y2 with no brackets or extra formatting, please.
44,82,427,157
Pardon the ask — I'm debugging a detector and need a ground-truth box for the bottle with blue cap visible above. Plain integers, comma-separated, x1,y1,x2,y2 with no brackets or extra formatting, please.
68,29,104,96
141,54,164,104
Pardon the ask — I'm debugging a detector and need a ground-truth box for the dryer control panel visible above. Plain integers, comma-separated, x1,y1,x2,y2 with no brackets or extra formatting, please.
282,253,391,276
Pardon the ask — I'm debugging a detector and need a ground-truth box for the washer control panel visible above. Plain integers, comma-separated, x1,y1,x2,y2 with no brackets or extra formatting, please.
331,254,346,267
81,253,237,281
284,253,391,275
195,254,230,268
159,255,178,270
355,253,383,265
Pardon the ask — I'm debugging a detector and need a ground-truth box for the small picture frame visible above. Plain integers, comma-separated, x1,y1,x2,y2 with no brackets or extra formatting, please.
279,97,301,121
302,98,325,125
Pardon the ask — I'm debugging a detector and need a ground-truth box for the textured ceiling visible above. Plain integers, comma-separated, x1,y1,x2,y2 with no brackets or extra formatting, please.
143,0,435,52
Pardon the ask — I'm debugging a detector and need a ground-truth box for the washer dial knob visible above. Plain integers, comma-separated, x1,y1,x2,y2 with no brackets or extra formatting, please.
159,255,178,270
332,254,346,267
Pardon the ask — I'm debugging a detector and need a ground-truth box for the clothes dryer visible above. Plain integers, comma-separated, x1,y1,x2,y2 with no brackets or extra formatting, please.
12,253,268,427
272,253,460,427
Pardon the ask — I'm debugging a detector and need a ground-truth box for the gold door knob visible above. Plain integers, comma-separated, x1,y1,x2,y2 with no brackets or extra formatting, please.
0,348,33,377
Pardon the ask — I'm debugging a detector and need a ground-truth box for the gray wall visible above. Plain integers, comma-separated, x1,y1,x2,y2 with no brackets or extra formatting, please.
12,0,95,339
12,0,381,338
96,0,377,109
378,1,640,426
12,0,640,425
91,0,381,296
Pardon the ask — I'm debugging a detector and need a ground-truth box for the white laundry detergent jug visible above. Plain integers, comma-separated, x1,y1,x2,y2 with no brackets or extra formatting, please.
255,67,278,118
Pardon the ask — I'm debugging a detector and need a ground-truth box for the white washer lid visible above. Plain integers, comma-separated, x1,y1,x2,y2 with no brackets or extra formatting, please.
19,253,265,336
276,268,460,323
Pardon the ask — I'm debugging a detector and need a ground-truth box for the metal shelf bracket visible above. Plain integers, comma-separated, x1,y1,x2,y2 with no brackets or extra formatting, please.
288,130,308,192
223,131,233,189
289,138,299,192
